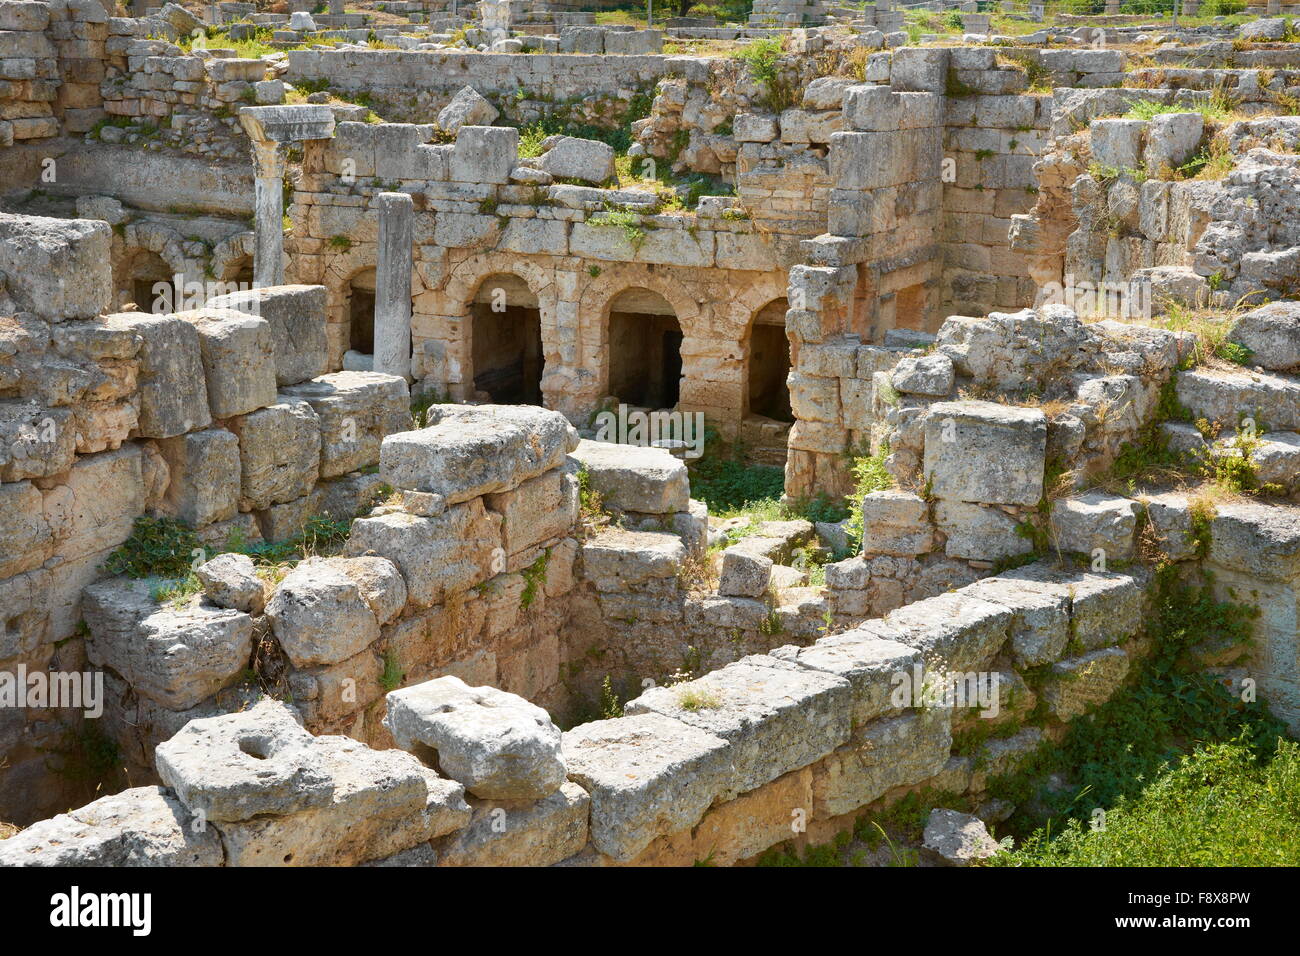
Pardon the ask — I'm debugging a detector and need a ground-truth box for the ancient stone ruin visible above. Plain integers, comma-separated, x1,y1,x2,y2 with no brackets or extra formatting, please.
1,0,1298,870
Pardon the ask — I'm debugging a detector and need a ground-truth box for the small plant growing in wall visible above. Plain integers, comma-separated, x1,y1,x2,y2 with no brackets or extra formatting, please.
519,550,549,610
328,234,353,251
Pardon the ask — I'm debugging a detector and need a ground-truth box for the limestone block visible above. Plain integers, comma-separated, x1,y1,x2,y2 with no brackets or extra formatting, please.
331,555,406,626
803,75,859,111
890,46,949,92
345,499,501,606
281,371,410,478
385,675,566,801
771,621,921,728
0,786,222,867
434,781,588,867
568,438,689,514
155,427,241,527
562,713,731,862
922,400,1047,506
449,125,518,185
196,552,265,614
626,655,851,799
959,570,1071,667
175,307,277,418
266,556,382,667
935,500,1032,562
206,285,330,386
812,707,952,818
155,698,334,822
83,579,255,710
533,135,616,185
0,401,75,481
1089,118,1145,171
718,546,773,598
381,404,575,503
215,735,471,866
859,490,934,556
1043,646,1130,720
580,528,685,591
0,213,111,320
484,466,577,555
103,312,211,438
437,85,498,134
1143,112,1203,173
892,353,954,396
922,808,1001,866
230,398,320,511
884,590,1013,672
1049,492,1139,561
1229,301,1300,372
734,113,778,142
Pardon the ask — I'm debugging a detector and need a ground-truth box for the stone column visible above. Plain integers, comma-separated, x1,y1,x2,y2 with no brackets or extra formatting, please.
374,192,414,380
329,0,344,13
250,139,285,289
1105,0,1120,12
1268,0,1281,13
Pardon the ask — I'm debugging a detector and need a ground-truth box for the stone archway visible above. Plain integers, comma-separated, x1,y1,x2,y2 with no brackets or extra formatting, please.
606,287,683,410
468,273,545,405
746,297,792,423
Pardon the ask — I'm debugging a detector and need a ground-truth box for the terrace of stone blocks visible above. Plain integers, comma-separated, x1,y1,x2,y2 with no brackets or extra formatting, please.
0,0,1298,866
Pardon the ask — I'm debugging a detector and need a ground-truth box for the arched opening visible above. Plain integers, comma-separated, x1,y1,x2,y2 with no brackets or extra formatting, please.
469,273,543,405
119,250,174,313
347,268,376,361
747,297,792,423
607,288,682,410
226,256,254,287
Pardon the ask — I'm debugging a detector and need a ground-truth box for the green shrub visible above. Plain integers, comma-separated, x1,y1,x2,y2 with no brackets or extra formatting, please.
104,516,201,579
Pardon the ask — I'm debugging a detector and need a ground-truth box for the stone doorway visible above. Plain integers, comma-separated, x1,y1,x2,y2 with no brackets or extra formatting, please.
470,274,543,405
607,288,682,409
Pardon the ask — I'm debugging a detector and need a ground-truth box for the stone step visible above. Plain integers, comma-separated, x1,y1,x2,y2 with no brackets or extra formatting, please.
1175,366,1300,433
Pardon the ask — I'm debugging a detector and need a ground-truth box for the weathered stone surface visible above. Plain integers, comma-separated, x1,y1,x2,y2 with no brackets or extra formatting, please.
83,579,255,710
959,570,1071,667
936,500,1033,562
437,85,499,134
885,590,1013,672
381,405,576,502
1050,492,1139,561
1229,301,1300,373
484,466,578,555
178,308,278,419
922,808,1001,866
892,353,955,396
923,401,1047,506
0,213,111,321
345,499,501,606
0,786,222,867
626,655,851,799
230,398,320,511
812,707,952,817
155,428,241,527
281,371,410,478
266,557,382,667
581,528,685,591
434,781,588,867
532,135,616,184
718,546,772,598
103,313,211,438
385,676,566,800
859,490,935,556
215,735,470,866
569,439,690,514
196,552,265,614
155,698,334,823
1043,646,1130,720
207,285,330,386
562,712,731,862
771,623,921,728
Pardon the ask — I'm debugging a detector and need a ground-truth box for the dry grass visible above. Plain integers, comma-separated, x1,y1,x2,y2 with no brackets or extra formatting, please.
0,821,18,840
